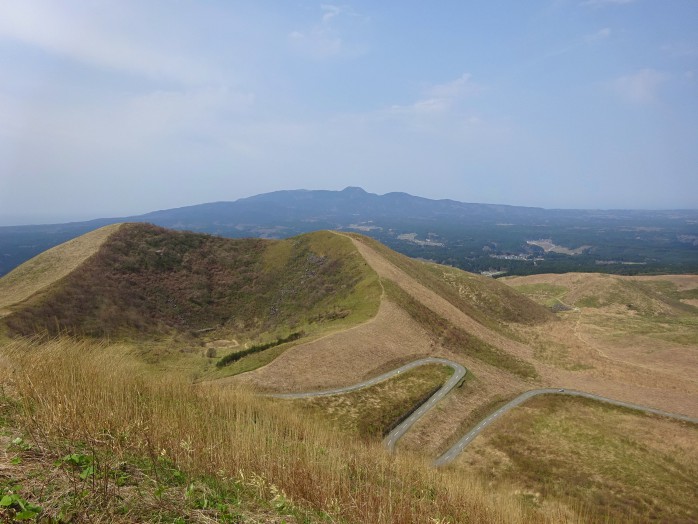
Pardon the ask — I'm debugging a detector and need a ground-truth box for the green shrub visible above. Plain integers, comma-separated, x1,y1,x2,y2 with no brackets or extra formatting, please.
216,332,303,368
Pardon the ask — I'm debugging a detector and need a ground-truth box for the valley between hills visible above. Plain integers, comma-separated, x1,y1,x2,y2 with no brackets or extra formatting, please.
0,223,696,523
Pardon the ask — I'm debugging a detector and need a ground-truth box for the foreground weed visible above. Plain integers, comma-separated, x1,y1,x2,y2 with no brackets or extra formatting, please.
61,452,95,481
0,486,42,521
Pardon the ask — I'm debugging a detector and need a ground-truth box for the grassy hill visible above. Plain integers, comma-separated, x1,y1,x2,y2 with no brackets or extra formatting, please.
507,272,698,315
0,338,549,523
1,227,696,522
2,223,381,342
507,272,698,352
0,224,122,316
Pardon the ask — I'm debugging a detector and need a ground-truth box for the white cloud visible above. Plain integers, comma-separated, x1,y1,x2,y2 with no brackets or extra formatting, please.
428,74,480,99
321,4,343,24
390,74,481,116
661,43,698,58
585,27,611,43
288,4,368,59
0,1,215,85
610,69,667,103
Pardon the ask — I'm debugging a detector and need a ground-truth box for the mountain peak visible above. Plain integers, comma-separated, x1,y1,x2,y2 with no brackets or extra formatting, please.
341,186,368,195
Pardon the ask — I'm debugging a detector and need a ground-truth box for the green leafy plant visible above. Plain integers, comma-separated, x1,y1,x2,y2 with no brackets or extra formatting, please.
0,487,42,521
8,437,32,452
61,452,95,480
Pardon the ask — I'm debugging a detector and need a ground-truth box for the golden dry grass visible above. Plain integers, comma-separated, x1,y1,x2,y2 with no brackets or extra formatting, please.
245,235,697,463
2,228,696,521
503,273,698,419
0,224,122,315
0,337,582,523
265,238,698,521
453,395,698,522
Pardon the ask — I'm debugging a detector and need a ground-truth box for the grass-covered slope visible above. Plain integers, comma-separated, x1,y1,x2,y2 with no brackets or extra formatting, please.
349,234,554,330
459,394,698,522
507,272,698,316
0,224,122,316
0,338,557,523
2,224,380,339
514,274,698,362
382,280,538,379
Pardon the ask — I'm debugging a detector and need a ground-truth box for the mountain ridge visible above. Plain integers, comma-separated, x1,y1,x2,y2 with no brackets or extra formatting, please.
1,186,696,278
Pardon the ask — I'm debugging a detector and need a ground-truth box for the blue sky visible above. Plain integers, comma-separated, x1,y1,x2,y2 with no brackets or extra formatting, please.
1,0,697,224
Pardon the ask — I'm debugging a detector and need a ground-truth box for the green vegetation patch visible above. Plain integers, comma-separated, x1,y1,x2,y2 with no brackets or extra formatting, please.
383,279,538,379
462,394,698,522
678,288,698,300
574,279,696,316
292,363,453,439
527,335,592,371
437,389,512,456
575,296,602,308
0,428,318,523
216,332,303,368
634,280,698,313
511,283,569,308
210,344,290,378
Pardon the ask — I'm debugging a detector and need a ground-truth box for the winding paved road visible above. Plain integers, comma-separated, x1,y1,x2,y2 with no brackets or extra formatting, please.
267,358,698,467
268,357,466,453
381,359,466,453
433,387,698,467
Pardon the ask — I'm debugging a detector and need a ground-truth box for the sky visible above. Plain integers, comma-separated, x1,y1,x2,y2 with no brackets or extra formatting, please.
1,0,697,224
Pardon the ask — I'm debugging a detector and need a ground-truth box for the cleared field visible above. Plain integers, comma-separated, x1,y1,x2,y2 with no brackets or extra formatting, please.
508,274,698,387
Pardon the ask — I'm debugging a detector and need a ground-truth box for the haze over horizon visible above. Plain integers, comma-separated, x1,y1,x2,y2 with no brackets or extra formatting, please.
1,1,697,225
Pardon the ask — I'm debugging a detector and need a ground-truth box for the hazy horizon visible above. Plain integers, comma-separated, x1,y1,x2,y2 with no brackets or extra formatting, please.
2,185,697,228
1,1,697,222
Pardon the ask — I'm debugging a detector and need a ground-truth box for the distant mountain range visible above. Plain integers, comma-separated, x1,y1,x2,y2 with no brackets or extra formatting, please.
1,187,697,277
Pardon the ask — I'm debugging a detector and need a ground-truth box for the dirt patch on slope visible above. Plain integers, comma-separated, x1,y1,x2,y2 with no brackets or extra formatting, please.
348,236,537,363
506,273,698,417
233,300,438,392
